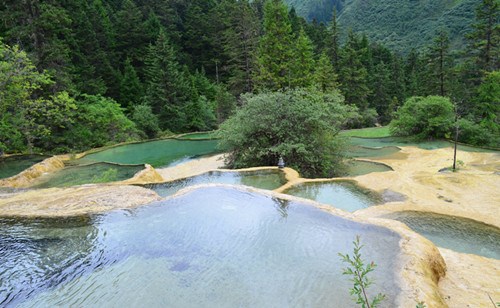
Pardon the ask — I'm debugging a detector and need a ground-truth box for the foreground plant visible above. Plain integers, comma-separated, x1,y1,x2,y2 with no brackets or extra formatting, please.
339,235,386,308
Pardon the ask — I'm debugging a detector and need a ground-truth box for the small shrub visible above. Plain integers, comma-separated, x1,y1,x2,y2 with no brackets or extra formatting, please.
339,235,386,308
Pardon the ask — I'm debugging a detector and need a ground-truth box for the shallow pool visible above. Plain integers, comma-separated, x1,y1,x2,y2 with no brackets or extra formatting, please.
30,163,144,188
0,155,49,179
347,160,393,176
385,211,500,259
73,139,219,167
145,169,287,197
1,186,402,307
347,145,401,159
283,181,381,212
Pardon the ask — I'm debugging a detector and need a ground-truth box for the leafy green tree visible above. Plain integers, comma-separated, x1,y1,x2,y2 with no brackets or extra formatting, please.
390,96,455,139
218,88,358,177
254,0,295,90
0,1,74,91
63,94,139,151
0,40,56,152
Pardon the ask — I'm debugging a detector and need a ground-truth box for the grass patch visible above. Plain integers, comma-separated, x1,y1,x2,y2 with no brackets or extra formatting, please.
340,126,391,138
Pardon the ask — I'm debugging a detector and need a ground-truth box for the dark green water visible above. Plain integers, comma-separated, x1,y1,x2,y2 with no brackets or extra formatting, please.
73,139,219,167
30,163,144,188
283,181,381,212
347,160,393,176
0,186,401,307
385,211,500,259
145,169,287,197
0,155,49,179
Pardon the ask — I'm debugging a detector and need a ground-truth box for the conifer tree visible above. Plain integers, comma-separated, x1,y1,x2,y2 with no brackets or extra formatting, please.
466,0,500,73
143,30,191,131
327,8,341,70
338,31,371,110
220,0,259,95
425,29,453,96
291,29,316,88
314,52,339,92
115,0,148,70
120,58,144,111
254,0,295,91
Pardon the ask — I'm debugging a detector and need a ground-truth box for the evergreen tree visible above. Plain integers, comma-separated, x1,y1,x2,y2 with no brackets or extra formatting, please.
327,8,341,70
291,29,316,88
338,31,371,110
220,0,259,95
404,49,426,97
143,30,192,131
114,0,148,70
425,30,453,96
314,52,339,92
466,0,500,73
120,58,144,111
254,0,295,91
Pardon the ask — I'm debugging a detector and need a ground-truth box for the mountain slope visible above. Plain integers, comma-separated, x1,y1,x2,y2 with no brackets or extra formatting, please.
284,0,479,53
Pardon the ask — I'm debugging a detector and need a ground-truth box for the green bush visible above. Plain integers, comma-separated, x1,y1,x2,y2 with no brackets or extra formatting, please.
218,88,358,177
390,96,454,139
132,104,161,138
63,95,140,151
457,118,500,148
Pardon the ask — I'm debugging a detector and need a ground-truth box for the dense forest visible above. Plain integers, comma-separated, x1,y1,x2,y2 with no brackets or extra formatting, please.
0,0,498,155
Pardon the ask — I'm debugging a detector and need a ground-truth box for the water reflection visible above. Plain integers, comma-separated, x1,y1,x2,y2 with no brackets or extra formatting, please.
2,187,402,307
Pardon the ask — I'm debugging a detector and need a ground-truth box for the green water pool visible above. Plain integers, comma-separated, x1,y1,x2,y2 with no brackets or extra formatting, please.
347,160,393,176
385,211,500,259
1,186,402,307
30,163,144,188
145,169,287,197
0,155,49,179
73,139,219,167
283,181,381,212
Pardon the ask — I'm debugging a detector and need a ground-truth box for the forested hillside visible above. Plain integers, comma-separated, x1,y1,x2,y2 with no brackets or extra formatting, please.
0,0,498,156
285,0,480,53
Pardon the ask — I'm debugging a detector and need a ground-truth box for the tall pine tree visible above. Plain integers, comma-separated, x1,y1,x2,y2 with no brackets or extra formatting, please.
254,0,295,91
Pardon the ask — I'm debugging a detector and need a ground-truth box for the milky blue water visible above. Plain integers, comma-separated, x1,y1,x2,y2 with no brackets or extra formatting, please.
1,187,402,307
